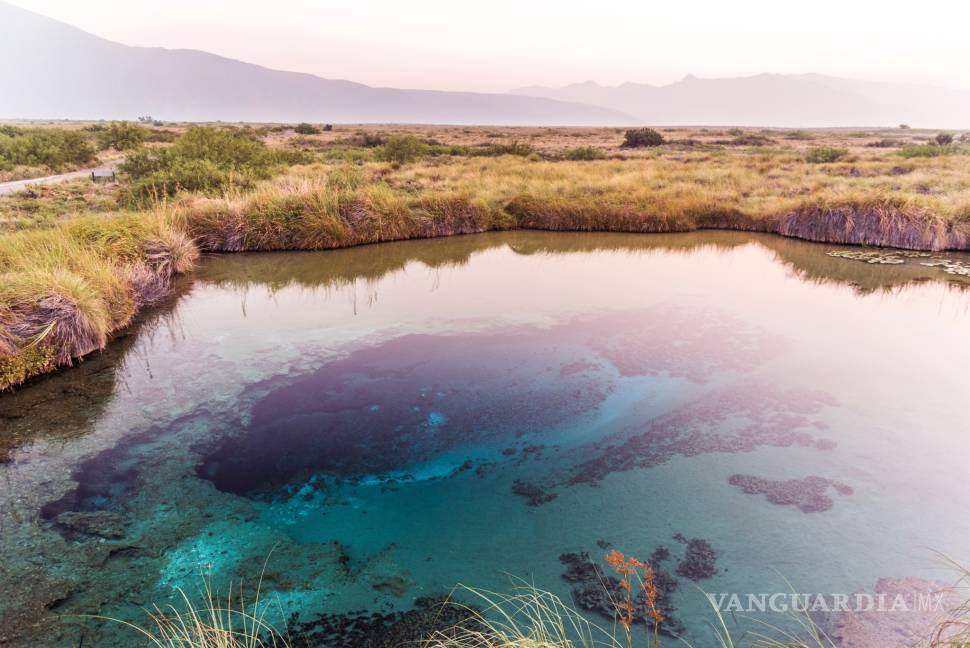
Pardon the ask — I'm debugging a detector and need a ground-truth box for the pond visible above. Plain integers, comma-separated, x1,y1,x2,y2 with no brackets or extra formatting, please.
2,231,970,647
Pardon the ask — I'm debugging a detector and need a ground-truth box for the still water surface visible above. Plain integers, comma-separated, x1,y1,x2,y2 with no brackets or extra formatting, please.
2,231,970,646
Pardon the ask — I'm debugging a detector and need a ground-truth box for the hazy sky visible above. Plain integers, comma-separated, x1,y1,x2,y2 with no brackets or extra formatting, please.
8,0,970,91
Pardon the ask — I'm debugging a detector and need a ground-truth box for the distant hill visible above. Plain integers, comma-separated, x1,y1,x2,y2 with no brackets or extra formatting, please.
511,74,970,128
0,2,633,125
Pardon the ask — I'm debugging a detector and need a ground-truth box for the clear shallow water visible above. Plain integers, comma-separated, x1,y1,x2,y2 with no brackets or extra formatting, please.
2,231,970,646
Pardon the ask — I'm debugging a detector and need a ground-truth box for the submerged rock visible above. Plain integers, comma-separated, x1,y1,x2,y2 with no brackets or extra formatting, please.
511,479,558,506
54,511,127,539
287,596,482,648
674,537,718,581
728,474,853,513
558,550,684,637
828,577,960,648
568,384,836,486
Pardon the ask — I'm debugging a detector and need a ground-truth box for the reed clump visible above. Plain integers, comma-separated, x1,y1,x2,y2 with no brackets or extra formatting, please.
0,210,198,388
89,576,288,648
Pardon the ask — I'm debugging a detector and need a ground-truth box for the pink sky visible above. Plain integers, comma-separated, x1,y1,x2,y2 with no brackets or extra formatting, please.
8,0,970,91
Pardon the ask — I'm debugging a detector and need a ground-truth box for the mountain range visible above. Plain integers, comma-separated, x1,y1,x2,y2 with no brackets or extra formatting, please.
511,74,970,128
2,1,968,127
0,1,630,125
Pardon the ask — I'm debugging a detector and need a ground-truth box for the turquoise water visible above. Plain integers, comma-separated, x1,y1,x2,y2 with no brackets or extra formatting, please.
2,231,970,646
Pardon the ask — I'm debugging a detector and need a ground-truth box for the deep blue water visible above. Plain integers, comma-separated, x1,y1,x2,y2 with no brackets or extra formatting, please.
2,231,970,647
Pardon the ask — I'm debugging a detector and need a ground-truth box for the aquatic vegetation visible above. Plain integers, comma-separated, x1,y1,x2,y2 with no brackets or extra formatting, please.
827,249,970,276
290,594,484,647
920,258,970,277
727,474,853,513
568,384,837,487
511,479,558,506
672,536,718,581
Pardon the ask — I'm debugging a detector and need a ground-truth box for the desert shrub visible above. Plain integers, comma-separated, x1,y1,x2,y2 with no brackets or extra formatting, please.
728,134,775,146
936,133,954,146
621,128,665,148
784,130,814,140
866,138,900,148
142,128,179,144
727,127,746,136
120,126,307,203
562,146,604,161
479,140,534,156
294,123,322,135
96,122,147,150
350,131,387,147
0,128,96,171
805,146,848,163
899,123,911,129
898,143,962,158
376,134,429,163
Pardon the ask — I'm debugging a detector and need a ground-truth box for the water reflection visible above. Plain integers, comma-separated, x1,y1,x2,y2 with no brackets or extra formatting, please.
2,231,970,648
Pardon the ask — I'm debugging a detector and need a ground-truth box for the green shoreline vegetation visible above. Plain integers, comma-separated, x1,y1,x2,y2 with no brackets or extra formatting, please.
2,123,970,390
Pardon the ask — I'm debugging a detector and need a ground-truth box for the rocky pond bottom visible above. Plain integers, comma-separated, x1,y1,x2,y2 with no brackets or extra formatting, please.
2,231,970,647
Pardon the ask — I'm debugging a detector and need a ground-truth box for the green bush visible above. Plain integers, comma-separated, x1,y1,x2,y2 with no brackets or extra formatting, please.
898,143,957,158
480,140,534,156
805,146,848,163
350,132,387,148
294,123,322,135
0,128,96,171
621,128,665,148
120,126,308,203
935,133,954,146
376,135,429,163
96,122,147,150
562,146,604,161
729,134,775,146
